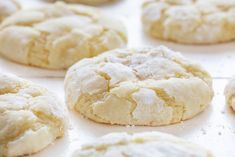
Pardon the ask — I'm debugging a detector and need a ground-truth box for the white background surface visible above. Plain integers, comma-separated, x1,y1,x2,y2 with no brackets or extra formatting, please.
1,0,235,156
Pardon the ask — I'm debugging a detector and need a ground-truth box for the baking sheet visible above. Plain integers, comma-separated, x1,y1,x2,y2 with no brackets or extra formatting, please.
1,0,235,156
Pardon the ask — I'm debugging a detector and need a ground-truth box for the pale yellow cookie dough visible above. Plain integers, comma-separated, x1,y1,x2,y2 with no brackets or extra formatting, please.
72,132,213,157
65,46,213,126
0,0,20,22
0,73,67,156
142,0,235,44
0,2,127,69
224,76,235,111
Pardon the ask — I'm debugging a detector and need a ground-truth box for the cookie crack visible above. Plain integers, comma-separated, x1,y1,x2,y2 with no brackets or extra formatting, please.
0,85,22,95
31,110,64,136
0,114,39,145
27,32,50,67
149,87,185,122
159,51,211,86
88,28,109,57
171,58,211,86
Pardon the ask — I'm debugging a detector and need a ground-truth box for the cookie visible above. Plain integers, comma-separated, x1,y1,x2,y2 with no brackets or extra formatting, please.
142,0,235,44
224,76,235,111
0,73,66,156
72,132,213,157
0,2,127,69
0,0,20,22
65,46,213,126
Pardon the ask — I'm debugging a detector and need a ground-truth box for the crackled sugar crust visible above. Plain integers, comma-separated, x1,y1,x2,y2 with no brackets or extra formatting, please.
65,46,213,126
0,73,66,156
224,77,235,111
0,0,20,22
0,2,127,69
65,0,112,5
72,132,213,157
142,0,235,44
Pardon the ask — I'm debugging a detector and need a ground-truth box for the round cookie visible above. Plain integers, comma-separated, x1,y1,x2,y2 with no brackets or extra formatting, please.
142,0,235,44
64,46,213,126
0,73,66,156
72,132,213,157
0,0,20,22
0,2,127,69
224,76,235,111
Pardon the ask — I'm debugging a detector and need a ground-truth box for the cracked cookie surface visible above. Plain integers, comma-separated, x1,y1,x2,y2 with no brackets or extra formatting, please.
72,132,213,157
65,46,213,126
142,0,235,44
224,76,235,111
0,2,127,69
0,73,66,156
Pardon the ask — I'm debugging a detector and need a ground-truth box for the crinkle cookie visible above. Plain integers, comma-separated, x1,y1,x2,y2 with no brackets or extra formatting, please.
0,2,127,69
142,0,235,44
224,76,235,111
0,0,20,22
65,46,213,126
72,132,213,157
0,73,66,156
